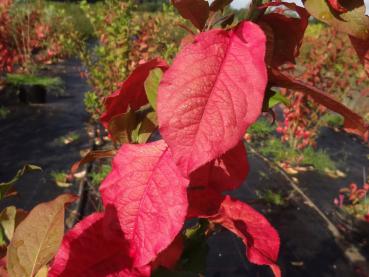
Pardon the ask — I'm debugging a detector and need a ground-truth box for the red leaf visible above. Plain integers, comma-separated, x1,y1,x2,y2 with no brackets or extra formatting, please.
258,3,309,67
152,234,184,270
350,36,369,76
172,0,209,30
270,68,369,141
189,141,249,192
100,58,168,128
209,196,280,277
327,0,348,13
100,140,189,266
187,187,225,218
158,21,267,177
49,212,150,277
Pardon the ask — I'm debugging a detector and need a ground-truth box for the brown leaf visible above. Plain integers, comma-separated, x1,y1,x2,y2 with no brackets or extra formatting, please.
108,110,138,144
350,36,369,76
172,0,210,30
70,149,116,175
209,0,233,11
7,194,77,277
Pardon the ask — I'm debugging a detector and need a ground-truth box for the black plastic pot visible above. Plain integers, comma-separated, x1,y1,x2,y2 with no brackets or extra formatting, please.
18,84,47,104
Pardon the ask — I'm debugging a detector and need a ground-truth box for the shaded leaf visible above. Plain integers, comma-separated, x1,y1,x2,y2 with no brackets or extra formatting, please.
108,111,138,144
0,165,41,200
100,140,189,267
158,21,267,177
187,187,224,218
258,2,309,67
49,212,150,277
303,0,369,40
7,194,77,277
137,112,158,144
189,141,249,192
172,0,209,30
144,68,163,111
0,206,16,245
209,196,281,277
269,68,369,140
100,58,168,129
152,235,184,270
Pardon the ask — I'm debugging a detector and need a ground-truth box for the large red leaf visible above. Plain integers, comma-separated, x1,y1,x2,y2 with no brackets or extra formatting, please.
258,2,309,67
172,0,209,30
49,212,150,277
209,196,281,277
158,21,267,177
100,140,189,267
100,58,168,128
270,68,369,141
189,141,249,192
151,234,184,270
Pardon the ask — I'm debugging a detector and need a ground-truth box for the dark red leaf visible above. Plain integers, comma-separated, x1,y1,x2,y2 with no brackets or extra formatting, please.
100,140,189,267
327,0,348,13
49,212,150,277
189,141,249,192
158,21,267,177
258,3,309,67
187,187,225,218
269,68,369,141
350,36,369,76
152,234,184,270
172,0,209,30
209,196,281,277
100,58,168,128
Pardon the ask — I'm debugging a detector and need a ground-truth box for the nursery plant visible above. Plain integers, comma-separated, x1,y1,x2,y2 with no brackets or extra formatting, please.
1,1,369,277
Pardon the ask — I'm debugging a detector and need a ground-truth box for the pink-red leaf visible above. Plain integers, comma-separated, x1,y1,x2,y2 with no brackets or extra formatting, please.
152,234,184,270
189,141,249,192
100,58,168,128
172,0,209,30
158,21,267,177
209,196,280,277
100,140,189,267
49,212,150,277
269,68,369,141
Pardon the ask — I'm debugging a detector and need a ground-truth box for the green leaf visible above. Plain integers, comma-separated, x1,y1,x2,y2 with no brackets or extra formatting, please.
303,0,369,40
0,206,16,246
7,194,77,277
0,165,41,200
144,68,163,111
137,112,158,144
268,91,290,108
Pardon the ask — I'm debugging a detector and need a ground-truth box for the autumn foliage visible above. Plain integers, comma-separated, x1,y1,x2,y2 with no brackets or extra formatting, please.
3,0,369,276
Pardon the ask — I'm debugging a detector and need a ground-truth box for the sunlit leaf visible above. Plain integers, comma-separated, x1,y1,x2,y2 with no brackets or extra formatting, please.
144,68,163,111
7,194,77,277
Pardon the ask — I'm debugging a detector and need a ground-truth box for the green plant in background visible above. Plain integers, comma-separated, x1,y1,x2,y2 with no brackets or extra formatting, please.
256,189,287,207
89,164,111,187
78,0,135,120
321,112,344,129
6,74,63,88
0,106,10,119
247,117,275,138
50,170,70,188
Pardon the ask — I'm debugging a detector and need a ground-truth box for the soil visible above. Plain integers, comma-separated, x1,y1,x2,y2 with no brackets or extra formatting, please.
0,59,91,211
